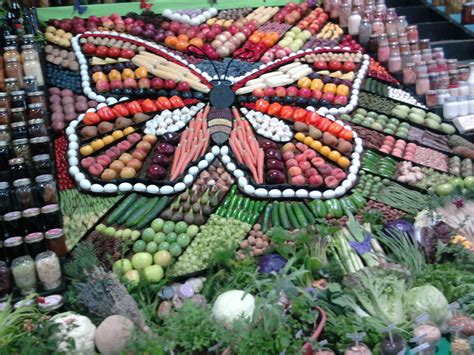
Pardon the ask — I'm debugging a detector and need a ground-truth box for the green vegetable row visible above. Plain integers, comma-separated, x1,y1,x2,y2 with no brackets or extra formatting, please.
363,77,389,97
362,151,397,178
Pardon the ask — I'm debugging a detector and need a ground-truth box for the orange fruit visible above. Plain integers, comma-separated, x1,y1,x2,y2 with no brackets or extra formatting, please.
189,37,204,48
319,146,331,156
92,72,107,83
328,150,341,162
267,32,279,42
177,34,189,42
123,127,135,135
175,40,189,51
122,68,135,79
108,69,121,81
249,35,260,44
254,31,265,39
164,36,178,47
310,140,322,151
261,37,274,48
134,67,148,79
337,157,350,169
336,84,349,96
323,83,337,94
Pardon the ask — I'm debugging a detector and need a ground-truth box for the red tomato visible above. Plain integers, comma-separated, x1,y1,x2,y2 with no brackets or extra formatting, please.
111,104,129,117
328,122,343,135
292,108,307,122
125,101,143,115
339,129,353,141
317,117,331,131
280,106,293,120
97,107,115,121
157,97,172,110
267,102,282,116
83,112,100,125
169,95,184,108
255,99,270,113
305,112,321,126
141,99,158,112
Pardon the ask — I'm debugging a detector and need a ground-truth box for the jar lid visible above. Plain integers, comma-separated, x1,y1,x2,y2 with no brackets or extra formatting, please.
4,78,18,83
22,34,34,39
432,47,443,52
11,107,26,113
11,90,26,96
404,63,415,68
22,208,41,218
426,90,437,95
28,103,43,109
21,45,35,50
23,76,36,81
445,97,457,103
30,136,50,143
13,178,31,187
33,154,49,162
0,107,7,112
9,157,25,165
26,91,44,96
0,92,8,97
0,141,9,147
12,138,29,144
41,204,59,214
5,35,18,40
45,228,64,239
38,295,64,312
468,94,474,100
418,73,429,78
28,119,44,125
35,174,54,183
4,46,18,51
0,181,9,189
25,232,43,243
421,49,431,53
457,96,467,101
0,124,9,130
4,236,23,246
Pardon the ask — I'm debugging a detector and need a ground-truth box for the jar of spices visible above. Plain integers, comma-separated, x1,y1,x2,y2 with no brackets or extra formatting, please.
389,42,399,56
421,49,433,62
438,72,450,89
388,52,402,73
0,93,9,110
449,70,460,87
399,41,410,53
385,18,397,34
4,78,19,94
458,96,469,116
443,97,459,120
0,108,9,125
416,73,430,95
10,91,27,109
406,25,419,42
397,15,408,34
0,182,12,214
371,17,384,35
11,108,27,124
0,144,12,172
26,91,45,106
11,255,37,295
387,33,398,44
432,47,444,60
41,204,62,230
30,136,51,156
23,76,38,93
23,208,43,235
425,90,438,108
25,232,46,258
449,87,459,97
437,59,448,72
27,119,47,138
459,68,470,81
35,251,62,290
459,81,470,96
412,50,422,63
330,0,341,19
339,4,351,28
4,58,24,89
12,139,31,163
0,262,12,301
21,45,44,86
427,60,438,74
13,178,37,210
409,40,419,51
45,228,67,257
4,236,26,261
33,155,53,176
437,89,450,105
0,126,10,143
27,105,45,123
403,63,417,84
368,34,380,54
9,158,28,180
348,11,362,35
377,41,390,63
446,59,458,72
429,73,440,90
36,175,58,205
419,39,431,50
3,46,20,63
358,18,372,46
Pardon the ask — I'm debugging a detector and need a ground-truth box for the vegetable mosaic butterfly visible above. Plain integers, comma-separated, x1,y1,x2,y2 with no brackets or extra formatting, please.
66,32,367,199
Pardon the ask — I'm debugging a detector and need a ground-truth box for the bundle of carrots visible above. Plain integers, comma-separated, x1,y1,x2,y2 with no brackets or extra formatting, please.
170,105,210,180
229,107,265,184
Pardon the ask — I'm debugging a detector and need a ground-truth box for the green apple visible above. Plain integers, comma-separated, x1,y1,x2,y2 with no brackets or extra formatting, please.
158,242,170,251
177,233,190,247
166,232,177,243
295,32,306,41
154,250,172,267
131,252,153,270
285,31,295,38
124,270,140,284
133,240,146,253
104,226,116,236
151,218,164,232
450,177,464,188
131,230,141,241
464,176,474,191
115,229,123,238
289,42,300,52
302,30,312,39
143,265,164,283
175,221,188,234
169,243,182,257
95,223,107,232
436,183,454,196
112,259,132,275
162,221,175,234
154,232,166,243
186,225,199,238
146,241,158,254
142,228,155,243
278,39,291,47
122,228,132,240
291,27,301,34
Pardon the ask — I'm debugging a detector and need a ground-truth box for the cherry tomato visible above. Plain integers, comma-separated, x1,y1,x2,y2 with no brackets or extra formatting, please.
255,99,270,113
280,106,293,120
111,104,129,117
305,112,321,126
125,101,143,115
141,99,158,112
83,112,100,125
97,107,115,121
292,108,307,122
328,122,343,135
169,95,184,108
339,129,353,141
317,117,331,131
156,97,172,110
267,102,282,116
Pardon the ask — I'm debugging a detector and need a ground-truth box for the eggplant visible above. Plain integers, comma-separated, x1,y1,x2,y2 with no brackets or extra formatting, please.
265,159,284,171
152,153,171,167
161,132,180,146
266,169,286,184
147,164,167,180
261,139,278,150
264,149,282,160
155,143,175,156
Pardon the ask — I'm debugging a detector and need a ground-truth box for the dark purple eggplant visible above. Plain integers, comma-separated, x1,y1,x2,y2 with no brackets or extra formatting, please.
261,139,278,150
161,132,180,145
265,158,285,171
266,169,286,184
152,153,171,167
264,149,282,160
147,164,167,180
155,143,175,156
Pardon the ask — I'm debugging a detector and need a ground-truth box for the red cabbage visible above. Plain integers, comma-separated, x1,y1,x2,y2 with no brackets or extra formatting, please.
386,219,414,234
258,253,286,274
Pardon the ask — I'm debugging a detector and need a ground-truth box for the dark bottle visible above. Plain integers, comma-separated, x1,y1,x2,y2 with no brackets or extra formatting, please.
0,261,13,300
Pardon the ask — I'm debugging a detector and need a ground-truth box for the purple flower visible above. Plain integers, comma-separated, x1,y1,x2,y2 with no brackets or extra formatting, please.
258,253,286,274
452,197,464,209
349,233,372,255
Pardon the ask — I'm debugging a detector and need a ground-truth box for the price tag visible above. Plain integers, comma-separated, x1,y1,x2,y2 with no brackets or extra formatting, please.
410,343,430,354
415,313,430,325
410,333,427,343
346,332,366,342
380,324,396,333
448,325,464,333
319,340,328,347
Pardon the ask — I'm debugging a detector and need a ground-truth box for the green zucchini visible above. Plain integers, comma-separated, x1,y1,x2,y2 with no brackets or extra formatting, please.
135,196,170,229
286,203,300,229
278,202,291,230
117,196,148,225
126,197,160,227
325,199,343,218
350,193,367,209
262,204,273,233
339,198,357,214
300,203,316,224
107,193,137,225
309,200,327,218
292,203,308,228
271,202,281,228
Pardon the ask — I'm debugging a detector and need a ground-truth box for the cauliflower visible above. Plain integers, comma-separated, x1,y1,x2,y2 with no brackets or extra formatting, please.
52,312,96,354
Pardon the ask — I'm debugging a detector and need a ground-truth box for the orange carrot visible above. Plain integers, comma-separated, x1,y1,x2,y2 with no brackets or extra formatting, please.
256,148,264,184
203,104,210,118
230,138,244,164
200,135,209,156
242,151,258,183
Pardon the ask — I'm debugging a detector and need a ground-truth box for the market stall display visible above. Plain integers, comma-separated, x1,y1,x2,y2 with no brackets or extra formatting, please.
0,0,474,353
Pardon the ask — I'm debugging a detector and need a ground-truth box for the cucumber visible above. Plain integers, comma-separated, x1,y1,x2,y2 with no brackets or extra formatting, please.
286,203,300,229
262,204,273,233
300,202,316,224
135,196,170,229
350,193,367,209
126,197,160,227
278,202,291,230
107,193,137,225
292,203,308,228
309,200,327,218
117,196,148,225
271,202,281,228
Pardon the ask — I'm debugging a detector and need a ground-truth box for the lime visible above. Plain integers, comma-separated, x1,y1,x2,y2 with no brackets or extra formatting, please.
142,228,155,243
158,242,170,251
169,243,182,257
163,221,175,234
146,241,158,254
154,232,166,243
166,232,177,243
177,233,190,247
133,240,146,253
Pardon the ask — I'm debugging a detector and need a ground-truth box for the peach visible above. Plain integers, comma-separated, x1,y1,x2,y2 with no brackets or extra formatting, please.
290,175,305,185
119,153,133,164
88,163,104,177
298,161,311,171
285,159,298,168
81,157,96,169
109,160,125,173
288,166,302,177
308,174,323,186
324,176,338,188
120,166,136,178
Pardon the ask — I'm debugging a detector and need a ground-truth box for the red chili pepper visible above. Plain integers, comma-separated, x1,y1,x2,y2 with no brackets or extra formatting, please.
169,95,184,108
111,103,130,117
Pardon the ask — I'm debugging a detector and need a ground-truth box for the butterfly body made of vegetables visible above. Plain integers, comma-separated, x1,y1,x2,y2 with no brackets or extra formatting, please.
67,32,366,199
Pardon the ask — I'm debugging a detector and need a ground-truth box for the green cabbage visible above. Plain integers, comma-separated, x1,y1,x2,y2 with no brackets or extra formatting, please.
405,285,449,327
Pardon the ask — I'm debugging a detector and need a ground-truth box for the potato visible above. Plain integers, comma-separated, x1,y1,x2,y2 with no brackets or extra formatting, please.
81,126,98,139
97,121,114,134
115,117,133,129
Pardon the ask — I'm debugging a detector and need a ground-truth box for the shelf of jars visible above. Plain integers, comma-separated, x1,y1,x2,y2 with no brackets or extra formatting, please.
424,0,474,33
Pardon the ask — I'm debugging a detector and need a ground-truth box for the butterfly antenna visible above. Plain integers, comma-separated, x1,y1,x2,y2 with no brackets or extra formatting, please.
223,49,255,80
187,44,221,81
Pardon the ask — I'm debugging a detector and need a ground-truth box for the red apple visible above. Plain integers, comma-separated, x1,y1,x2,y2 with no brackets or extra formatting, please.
151,77,164,89
322,92,335,102
263,87,276,97
95,45,108,57
163,80,176,90
253,88,265,97
342,61,356,72
298,88,312,99
138,78,151,89
308,174,323,186
333,95,348,105
328,60,341,71
120,49,135,59
109,79,123,89
123,78,137,89
312,90,323,100
107,46,121,58
82,43,96,55
177,81,190,91
95,80,110,93
313,60,327,70
287,86,298,97
275,87,287,97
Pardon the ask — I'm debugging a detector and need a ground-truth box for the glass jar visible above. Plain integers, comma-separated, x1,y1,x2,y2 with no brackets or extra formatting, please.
419,39,431,50
469,94,474,114
33,155,53,176
385,18,397,34
403,63,417,84
458,96,469,116
416,73,430,95
0,144,13,172
13,178,37,210
23,76,38,93
437,59,448,72
27,104,45,121
21,45,44,86
422,49,433,62
36,175,58,205
432,47,444,60
23,208,43,235
0,261,12,301
388,52,402,73
459,81,470,96
4,58,24,89
387,33,398,44
348,11,362,35
45,228,67,257
4,236,26,261
412,50,422,63
389,42,400,56
437,89,450,105
449,70,460,87
339,4,351,28
368,34,380,54
35,251,62,290
399,41,410,53
0,93,9,110
30,136,51,156
397,16,407,34
28,119,47,138
443,97,459,120
449,87,459,97
371,18,384,35
12,138,31,163
425,90,438,108
11,108,27,124
409,40,419,51
447,59,458,71
4,78,19,94
42,204,62,231
438,72,450,90
3,46,20,63
429,73,440,90
26,92,46,107
25,232,46,258
427,60,438,74
12,255,37,295
406,25,419,42
0,125,10,143
9,158,28,180
0,108,8,125
459,68,470,81
377,42,390,63
10,91,27,109
0,182,12,215
358,18,372,46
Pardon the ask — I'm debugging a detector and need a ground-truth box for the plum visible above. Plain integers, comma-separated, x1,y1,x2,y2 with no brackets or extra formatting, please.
155,143,175,156
264,149,282,160
261,139,278,150
265,159,284,171
266,170,286,184
147,164,167,180
161,132,180,145
152,153,171,167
